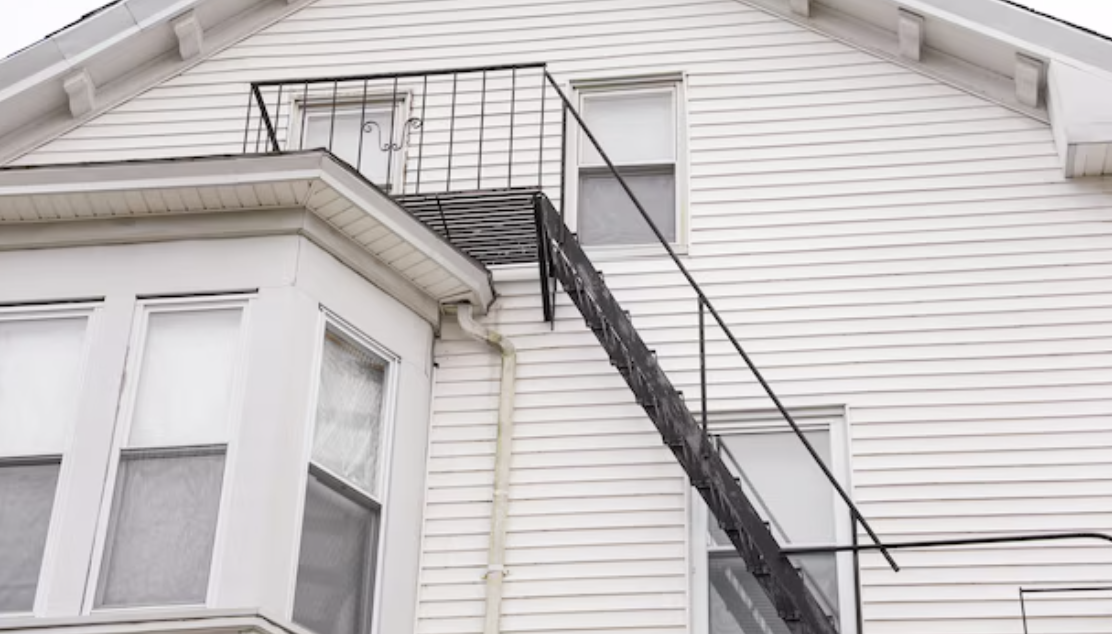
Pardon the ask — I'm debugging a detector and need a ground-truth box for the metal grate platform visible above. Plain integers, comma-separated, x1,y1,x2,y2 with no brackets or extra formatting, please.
396,187,543,267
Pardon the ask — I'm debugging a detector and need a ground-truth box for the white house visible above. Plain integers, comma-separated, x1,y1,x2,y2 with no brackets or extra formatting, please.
0,2,1110,634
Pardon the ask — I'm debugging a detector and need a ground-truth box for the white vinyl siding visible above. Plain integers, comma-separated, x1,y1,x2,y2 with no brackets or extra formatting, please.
8,1,1112,634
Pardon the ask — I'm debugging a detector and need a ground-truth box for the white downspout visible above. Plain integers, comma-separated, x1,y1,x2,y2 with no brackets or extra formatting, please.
455,303,516,634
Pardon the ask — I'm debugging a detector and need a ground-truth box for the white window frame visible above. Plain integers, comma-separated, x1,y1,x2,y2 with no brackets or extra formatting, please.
566,73,689,257
82,295,254,614
292,91,414,193
285,308,401,634
689,407,858,634
0,302,99,618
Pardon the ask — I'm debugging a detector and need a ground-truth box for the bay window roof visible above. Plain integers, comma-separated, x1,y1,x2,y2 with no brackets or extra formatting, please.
0,151,495,322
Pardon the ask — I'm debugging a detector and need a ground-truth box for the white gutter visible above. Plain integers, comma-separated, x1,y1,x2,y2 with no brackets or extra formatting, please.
455,303,516,634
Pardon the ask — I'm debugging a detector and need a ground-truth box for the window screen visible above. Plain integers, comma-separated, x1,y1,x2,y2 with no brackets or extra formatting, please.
95,305,244,608
578,89,677,246
0,463,61,612
96,449,226,607
293,324,388,634
0,315,88,613
292,471,378,634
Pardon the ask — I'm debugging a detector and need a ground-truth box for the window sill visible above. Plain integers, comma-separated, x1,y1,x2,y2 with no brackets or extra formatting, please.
0,609,305,634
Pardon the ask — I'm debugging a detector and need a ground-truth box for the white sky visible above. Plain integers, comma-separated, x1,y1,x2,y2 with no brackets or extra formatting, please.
0,0,1110,58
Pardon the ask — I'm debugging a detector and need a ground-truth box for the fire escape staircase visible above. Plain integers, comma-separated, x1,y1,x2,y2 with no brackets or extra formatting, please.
244,63,897,634
536,195,837,634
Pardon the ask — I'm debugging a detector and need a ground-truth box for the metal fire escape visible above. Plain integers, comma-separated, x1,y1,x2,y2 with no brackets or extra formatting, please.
244,62,897,634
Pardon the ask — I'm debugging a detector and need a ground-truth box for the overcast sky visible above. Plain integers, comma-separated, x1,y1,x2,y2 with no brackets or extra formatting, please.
0,0,1109,59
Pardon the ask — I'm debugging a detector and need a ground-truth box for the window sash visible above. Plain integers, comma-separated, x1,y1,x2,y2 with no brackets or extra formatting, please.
573,82,682,248
291,314,395,634
94,445,227,608
292,468,379,634
579,87,676,168
0,312,91,458
703,424,849,632
89,297,250,612
309,323,390,499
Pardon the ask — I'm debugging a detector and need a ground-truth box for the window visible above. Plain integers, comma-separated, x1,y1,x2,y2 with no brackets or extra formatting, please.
701,414,853,634
576,80,682,247
93,300,248,609
301,97,411,192
0,307,91,614
292,320,392,634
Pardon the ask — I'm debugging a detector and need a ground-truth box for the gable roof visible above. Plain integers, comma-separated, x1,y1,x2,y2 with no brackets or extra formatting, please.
1,0,1111,175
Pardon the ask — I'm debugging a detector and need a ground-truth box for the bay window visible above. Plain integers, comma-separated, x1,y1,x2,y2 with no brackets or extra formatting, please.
292,318,394,634
92,299,250,609
0,306,93,614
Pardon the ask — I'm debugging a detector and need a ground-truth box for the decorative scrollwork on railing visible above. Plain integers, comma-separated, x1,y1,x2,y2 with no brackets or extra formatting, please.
362,117,423,151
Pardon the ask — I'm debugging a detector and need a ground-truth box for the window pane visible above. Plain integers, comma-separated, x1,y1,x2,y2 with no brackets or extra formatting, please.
129,310,242,448
293,472,377,634
717,430,835,545
710,430,840,623
312,328,387,495
579,169,676,246
96,450,226,607
305,109,397,189
582,91,673,165
0,317,86,455
710,555,792,634
0,462,60,612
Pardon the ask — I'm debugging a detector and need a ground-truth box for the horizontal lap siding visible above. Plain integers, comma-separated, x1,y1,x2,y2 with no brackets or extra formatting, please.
13,1,1112,634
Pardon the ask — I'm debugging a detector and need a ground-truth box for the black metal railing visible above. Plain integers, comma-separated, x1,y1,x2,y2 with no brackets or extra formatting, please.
534,67,896,566
245,63,557,197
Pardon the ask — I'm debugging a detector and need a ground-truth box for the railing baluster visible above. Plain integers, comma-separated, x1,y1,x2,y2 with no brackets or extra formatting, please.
273,84,284,151
508,67,517,188
300,81,309,150
537,69,547,189
447,72,458,192
242,88,254,154
477,70,487,190
356,78,368,175
387,76,399,191
558,104,567,225
416,75,428,194
699,296,707,433
253,89,264,153
328,80,339,153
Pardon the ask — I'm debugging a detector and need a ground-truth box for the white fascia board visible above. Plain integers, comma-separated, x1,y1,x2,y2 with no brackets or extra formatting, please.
316,156,495,311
